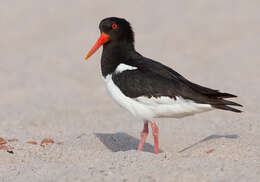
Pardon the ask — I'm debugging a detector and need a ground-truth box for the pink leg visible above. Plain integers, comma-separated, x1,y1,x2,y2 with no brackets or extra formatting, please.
150,122,159,154
137,122,149,151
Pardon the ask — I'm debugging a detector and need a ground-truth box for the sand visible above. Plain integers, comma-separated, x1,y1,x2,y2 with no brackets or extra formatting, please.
0,0,260,181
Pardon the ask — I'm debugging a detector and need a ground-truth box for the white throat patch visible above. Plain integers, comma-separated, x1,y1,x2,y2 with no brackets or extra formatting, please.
115,63,138,74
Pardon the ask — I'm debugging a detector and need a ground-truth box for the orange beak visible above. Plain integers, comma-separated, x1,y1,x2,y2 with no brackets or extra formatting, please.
85,32,110,60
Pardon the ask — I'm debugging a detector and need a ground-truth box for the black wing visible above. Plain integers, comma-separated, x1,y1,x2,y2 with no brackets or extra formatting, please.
112,57,242,112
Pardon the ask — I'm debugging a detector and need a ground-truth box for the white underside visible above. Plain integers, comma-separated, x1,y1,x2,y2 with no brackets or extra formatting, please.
104,72,213,120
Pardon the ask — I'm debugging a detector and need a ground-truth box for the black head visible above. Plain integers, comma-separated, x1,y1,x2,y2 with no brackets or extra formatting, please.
99,17,134,44
85,17,135,60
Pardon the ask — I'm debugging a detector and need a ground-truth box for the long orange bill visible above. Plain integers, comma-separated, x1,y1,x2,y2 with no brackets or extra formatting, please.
85,32,110,60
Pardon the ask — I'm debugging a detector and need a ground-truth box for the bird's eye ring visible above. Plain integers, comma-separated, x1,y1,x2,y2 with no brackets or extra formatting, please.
112,23,118,30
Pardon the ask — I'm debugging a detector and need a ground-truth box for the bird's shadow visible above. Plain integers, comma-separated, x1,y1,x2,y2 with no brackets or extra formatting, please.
178,134,239,153
95,133,238,154
95,132,163,153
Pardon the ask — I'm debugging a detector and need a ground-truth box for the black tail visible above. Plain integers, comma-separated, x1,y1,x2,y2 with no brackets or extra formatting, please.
212,98,243,113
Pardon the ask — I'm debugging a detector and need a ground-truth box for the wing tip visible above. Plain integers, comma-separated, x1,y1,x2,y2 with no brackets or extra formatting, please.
214,105,243,113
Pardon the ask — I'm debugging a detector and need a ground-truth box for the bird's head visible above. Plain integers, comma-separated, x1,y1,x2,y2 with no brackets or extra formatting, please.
85,17,134,60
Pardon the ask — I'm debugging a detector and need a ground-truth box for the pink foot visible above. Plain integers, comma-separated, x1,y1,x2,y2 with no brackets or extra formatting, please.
137,122,149,151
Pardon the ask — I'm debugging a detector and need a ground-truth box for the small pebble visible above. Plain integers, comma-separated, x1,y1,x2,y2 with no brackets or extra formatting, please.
206,149,215,154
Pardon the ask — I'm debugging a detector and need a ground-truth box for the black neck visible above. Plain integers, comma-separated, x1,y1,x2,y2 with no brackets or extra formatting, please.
101,41,137,77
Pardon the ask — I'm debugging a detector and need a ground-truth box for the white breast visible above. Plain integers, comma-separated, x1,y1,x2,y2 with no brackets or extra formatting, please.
103,73,213,121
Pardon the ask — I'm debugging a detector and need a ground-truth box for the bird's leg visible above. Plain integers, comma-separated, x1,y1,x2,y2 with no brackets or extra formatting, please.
137,121,149,151
150,122,159,154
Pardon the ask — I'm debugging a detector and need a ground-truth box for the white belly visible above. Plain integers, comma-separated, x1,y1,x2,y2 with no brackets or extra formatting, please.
104,74,213,120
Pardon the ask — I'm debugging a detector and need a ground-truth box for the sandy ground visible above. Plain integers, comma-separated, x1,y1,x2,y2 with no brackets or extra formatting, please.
1,1,260,181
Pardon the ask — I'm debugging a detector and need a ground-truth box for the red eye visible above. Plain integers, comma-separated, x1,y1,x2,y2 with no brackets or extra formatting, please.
112,23,117,30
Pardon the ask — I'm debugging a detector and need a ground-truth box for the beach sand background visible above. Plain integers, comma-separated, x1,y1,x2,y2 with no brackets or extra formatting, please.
0,1,260,181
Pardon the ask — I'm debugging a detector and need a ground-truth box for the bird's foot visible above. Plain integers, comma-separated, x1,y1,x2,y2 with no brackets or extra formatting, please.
150,122,159,154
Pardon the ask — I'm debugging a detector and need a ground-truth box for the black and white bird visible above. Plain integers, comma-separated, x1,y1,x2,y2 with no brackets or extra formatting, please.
85,17,242,154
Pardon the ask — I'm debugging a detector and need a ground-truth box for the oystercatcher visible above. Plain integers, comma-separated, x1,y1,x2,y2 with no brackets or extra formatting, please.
85,17,242,154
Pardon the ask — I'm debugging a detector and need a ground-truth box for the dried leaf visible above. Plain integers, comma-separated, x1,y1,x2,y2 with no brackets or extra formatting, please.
26,141,37,145
40,138,54,147
0,137,7,145
0,145,8,151
8,139,18,142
